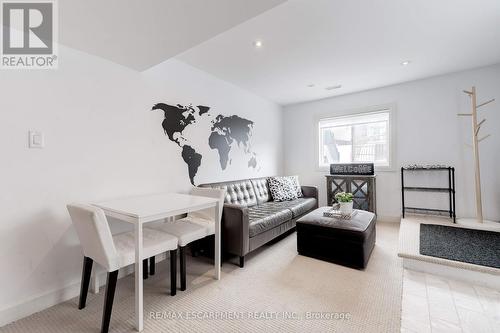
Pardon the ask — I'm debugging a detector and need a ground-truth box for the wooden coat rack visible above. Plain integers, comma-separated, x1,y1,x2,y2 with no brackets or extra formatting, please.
458,86,495,223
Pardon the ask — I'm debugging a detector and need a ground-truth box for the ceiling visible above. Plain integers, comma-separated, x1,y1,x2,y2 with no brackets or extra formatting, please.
177,0,500,105
59,0,287,71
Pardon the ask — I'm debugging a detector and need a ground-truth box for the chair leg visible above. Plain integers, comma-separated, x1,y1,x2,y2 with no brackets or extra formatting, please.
101,270,118,333
239,256,245,268
170,249,177,296
79,256,93,309
149,256,155,276
180,246,186,291
143,259,148,279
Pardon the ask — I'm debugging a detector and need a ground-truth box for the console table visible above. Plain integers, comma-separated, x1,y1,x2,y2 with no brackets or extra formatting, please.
326,175,377,214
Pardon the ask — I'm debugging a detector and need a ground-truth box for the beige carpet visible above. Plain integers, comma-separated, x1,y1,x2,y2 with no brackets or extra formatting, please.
1,222,402,333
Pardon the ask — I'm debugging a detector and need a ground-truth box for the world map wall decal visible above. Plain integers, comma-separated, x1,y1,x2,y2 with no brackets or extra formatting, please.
152,102,258,185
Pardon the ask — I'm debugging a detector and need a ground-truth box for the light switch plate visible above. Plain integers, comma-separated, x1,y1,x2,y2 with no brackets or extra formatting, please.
29,131,44,148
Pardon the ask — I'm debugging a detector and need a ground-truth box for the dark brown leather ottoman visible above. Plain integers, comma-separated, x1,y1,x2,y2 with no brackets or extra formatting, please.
296,207,376,269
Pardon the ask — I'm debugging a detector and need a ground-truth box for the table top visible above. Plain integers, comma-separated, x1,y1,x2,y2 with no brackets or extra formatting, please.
93,192,218,221
296,207,375,232
325,174,376,178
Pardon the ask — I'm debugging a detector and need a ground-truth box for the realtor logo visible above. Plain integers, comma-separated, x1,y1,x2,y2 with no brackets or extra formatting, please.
1,0,58,69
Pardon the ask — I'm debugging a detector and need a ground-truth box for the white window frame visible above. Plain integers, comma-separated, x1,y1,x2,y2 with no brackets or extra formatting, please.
315,104,396,172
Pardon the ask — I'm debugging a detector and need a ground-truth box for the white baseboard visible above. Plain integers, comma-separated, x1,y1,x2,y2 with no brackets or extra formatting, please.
377,215,401,223
0,253,168,328
0,280,81,328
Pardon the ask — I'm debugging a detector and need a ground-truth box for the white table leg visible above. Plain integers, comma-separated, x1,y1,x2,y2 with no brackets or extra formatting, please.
214,202,221,280
135,222,144,332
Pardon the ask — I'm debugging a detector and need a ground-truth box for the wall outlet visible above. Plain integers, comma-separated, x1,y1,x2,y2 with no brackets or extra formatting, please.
29,131,44,148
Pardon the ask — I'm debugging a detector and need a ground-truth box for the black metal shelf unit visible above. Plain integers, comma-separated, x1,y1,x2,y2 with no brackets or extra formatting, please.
401,166,456,223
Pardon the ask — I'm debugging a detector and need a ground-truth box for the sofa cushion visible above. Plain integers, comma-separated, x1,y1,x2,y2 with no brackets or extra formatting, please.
251,178,270,204
248,204,293,237
258,198,317,218
268,176,298,202
288,198,317,217
201,180,257,206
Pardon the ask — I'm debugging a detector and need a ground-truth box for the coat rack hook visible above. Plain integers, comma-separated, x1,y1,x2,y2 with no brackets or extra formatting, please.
477,99,495,109
475,119,486,136
479,134,491,142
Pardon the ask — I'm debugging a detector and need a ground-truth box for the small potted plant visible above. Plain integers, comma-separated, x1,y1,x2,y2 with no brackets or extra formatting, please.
335,192,354,215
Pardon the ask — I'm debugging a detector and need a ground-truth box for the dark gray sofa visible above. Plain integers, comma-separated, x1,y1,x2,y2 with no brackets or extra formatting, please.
200,177,318,267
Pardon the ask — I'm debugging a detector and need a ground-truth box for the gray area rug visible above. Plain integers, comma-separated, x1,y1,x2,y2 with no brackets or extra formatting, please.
420,224,500,269
1,223,402,333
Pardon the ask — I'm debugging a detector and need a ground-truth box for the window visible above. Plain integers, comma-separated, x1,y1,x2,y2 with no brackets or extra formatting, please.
318,108,393,169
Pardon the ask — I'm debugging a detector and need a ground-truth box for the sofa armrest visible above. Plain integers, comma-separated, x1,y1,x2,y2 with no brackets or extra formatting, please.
222,204,250,256
301,186,318,200
301,186,319,209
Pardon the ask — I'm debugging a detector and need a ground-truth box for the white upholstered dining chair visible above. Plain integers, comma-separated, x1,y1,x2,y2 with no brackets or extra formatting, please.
149,187,226,291
67,203,178,333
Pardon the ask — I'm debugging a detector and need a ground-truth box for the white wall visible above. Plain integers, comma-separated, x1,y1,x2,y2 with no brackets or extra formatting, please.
284,64,500,222
0,46,283,324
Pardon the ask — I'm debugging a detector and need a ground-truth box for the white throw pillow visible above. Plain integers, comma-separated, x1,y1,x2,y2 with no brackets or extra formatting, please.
268,177,298,202
289,175,303,198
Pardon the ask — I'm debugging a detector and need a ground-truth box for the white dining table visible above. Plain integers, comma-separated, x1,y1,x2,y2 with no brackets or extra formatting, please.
93,192,221,332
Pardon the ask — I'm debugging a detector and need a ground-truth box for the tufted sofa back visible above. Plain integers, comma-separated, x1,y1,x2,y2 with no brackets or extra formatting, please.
200,179,260,206
251,178,270,204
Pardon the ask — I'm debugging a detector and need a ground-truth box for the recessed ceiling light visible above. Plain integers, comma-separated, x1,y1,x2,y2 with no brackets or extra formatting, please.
254,40,263,48
325,85,342,90
307,84,315,88
401,60,411,66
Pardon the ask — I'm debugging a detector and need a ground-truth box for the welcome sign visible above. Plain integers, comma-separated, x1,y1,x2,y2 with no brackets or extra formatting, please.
330,163,374,175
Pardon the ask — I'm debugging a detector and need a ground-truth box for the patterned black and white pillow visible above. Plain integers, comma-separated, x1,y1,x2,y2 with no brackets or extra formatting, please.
268,177,298,202
289,175,303,198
